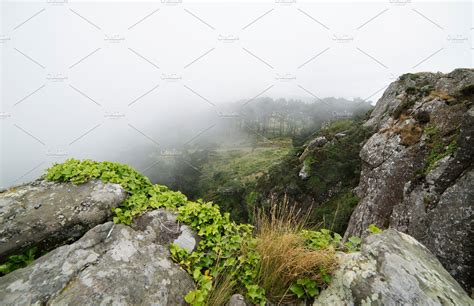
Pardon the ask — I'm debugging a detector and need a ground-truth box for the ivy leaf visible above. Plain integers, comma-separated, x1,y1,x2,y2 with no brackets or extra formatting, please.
368,224,382,234
289,283,305,299
306,286,319,297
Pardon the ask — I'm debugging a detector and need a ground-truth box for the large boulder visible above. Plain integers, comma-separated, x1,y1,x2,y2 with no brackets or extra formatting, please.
314,230,472,305
344,69,474,291
0,209,196,305
0,179,127,260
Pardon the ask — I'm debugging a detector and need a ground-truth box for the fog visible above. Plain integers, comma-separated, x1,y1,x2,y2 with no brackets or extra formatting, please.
1,0,472,188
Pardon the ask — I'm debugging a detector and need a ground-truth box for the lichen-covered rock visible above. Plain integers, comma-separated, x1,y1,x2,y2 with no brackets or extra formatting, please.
0,209,196,305
314,230,472,305
227,294,249,306
0,179,127,260
344,68,473,291
299,136,327,161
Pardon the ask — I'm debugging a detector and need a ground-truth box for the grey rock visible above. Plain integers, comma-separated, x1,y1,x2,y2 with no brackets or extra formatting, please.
228,294,248,306
314,230,473,306
0,179,127,260
0,209,195,305
131,209,197,252
334,132,347,139
299,136,327,161
345,69,474,291
298,163,310,180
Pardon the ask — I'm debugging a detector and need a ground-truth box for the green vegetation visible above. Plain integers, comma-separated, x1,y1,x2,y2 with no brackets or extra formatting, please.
197,139,292,222
310,190,359,233
254,118,372,234
368,224,382,234
46,159,156,224
0,248,36,276
43,159,368,305
424,124,459,173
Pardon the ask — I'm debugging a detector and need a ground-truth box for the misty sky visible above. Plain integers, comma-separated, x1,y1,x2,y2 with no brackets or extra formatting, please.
1,0,472,188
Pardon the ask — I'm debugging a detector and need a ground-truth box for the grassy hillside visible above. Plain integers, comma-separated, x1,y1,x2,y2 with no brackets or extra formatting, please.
253,116,373,233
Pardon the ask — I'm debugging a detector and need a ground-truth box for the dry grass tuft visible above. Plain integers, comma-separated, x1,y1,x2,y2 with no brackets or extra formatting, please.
206,269,237,306
253,198,337,303
399,123,423,146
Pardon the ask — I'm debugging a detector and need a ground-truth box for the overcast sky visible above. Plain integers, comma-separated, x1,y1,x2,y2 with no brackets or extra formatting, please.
1,0,472,188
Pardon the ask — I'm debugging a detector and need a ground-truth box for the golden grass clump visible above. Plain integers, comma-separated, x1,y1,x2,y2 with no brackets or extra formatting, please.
253,198,338,303
205,270,237,306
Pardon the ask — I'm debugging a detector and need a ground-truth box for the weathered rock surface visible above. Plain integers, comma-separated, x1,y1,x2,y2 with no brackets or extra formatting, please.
299,136,327,162
344,68,474,291
315,229,473,305
0,209,196,305
227,294,248,306
0,179,127,260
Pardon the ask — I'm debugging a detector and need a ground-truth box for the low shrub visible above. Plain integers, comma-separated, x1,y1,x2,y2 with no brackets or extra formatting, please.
44,159,366,305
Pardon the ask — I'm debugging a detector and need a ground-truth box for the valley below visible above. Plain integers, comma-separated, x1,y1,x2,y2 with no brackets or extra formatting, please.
0,69,473,305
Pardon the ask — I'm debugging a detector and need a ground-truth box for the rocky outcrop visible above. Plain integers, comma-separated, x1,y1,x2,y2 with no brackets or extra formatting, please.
344,68,474,291
0,209,196,305
0,179,127,260
299,136,327,162
314,229,472,305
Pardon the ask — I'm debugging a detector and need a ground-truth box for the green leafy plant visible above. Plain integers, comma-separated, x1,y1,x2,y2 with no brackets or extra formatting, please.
44,159,371,305
0,247,37,275
289,277,319,299
344,236,362,252
171,200,266,305
301,229,342,250
46,159,188,224
368,224,382,234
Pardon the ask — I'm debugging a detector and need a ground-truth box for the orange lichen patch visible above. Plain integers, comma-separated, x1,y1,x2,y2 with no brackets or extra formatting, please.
427,90,456,103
